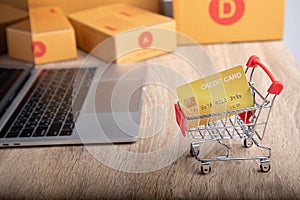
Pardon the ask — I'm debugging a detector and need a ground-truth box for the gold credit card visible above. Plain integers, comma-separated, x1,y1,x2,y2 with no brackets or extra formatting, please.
176,65,253,126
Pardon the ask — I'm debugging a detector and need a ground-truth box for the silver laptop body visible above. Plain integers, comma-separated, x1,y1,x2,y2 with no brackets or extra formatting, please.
0,55,146,147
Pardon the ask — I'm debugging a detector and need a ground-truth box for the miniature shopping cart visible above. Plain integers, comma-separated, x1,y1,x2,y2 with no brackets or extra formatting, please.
175,56,283,174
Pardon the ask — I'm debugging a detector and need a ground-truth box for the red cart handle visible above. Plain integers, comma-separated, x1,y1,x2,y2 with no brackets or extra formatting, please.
246,55,284,95
175,103,187,137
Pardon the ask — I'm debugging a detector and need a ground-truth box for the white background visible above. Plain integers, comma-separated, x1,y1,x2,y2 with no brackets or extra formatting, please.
284,0,300,66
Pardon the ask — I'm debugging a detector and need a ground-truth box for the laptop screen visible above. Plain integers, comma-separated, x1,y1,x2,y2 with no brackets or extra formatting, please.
0,0,30,115
0,67,31,116
0,68,23,98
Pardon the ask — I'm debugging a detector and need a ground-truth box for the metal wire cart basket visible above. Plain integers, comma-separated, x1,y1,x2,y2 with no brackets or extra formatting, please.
175,56,284,174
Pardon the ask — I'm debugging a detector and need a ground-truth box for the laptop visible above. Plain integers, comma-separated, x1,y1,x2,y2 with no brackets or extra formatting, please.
0,57,146,147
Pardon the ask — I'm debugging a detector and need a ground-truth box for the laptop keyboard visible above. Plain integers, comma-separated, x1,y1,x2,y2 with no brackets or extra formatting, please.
0,67,96,138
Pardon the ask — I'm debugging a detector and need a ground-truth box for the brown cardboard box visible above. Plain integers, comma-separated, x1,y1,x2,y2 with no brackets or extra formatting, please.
6,20,33,62
28,0,160,14
0,0,28,10
7,6,77,64
0,3,28,54
68,3,176,63
173,0,285,44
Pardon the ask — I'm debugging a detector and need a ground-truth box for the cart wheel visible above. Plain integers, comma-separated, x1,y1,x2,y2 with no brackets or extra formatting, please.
190,148,199,157
244,138,253,148
260,163,271,173
200,165,211,175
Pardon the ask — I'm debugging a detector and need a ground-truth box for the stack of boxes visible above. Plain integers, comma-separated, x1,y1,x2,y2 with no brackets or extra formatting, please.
7,6,77,64
3,0,285,64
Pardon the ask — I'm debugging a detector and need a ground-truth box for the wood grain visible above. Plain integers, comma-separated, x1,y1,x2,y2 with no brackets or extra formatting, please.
1,41,300,199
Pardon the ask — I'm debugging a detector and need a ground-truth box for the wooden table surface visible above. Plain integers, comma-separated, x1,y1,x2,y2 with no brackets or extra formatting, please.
1,41,300,199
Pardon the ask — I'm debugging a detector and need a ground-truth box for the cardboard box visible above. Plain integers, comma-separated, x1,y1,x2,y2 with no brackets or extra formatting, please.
68,3,176,63
173,0,285,44
7,6,77,64
0,0,28,10
0,3,28,54
6,20,33,62
28,0,160,15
